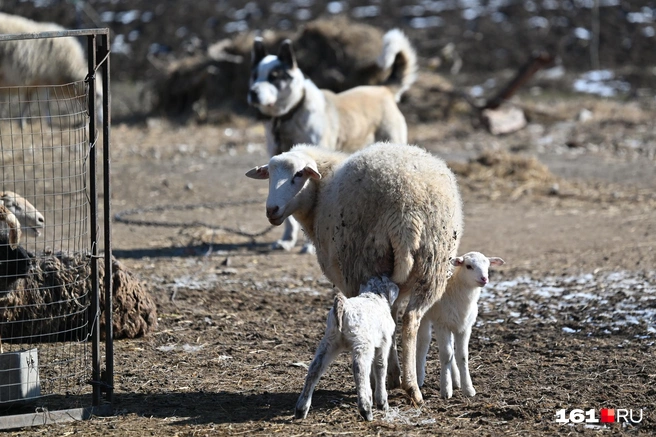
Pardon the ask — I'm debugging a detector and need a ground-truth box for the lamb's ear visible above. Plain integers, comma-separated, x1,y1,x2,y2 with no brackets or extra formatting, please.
304,163,321,180
278,39,297,69
251,37,268,66
386,281,400,306
245,165,270,180
450,256,464,267
488,257,505,266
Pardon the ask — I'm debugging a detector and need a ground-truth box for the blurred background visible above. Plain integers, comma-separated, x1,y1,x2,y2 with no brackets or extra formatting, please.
3,0,656,123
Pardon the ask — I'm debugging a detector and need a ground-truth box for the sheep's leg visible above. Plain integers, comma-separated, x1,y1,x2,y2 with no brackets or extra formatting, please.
295,337,341,419
436,327,454,399
352,346,375,421
400,293,432,405
373,341,391,412
416,317,432,387
272,216,299,251
454,328,475,396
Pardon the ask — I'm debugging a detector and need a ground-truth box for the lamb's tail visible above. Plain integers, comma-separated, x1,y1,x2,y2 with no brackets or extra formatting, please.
331,292,348,333
0,205,21,249
377,29,418,102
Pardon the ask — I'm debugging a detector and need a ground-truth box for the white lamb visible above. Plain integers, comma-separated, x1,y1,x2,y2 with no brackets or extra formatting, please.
246,142,463,405
295,276,399,421
0,12,103,127
416,252,505,399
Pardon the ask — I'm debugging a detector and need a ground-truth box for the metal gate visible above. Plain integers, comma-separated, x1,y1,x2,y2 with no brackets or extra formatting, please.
0,28,112,428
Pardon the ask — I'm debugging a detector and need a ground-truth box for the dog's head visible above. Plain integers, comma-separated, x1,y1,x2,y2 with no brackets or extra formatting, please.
248,38,305,117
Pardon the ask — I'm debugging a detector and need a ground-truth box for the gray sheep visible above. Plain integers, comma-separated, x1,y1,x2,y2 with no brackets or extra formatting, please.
0,12,103,126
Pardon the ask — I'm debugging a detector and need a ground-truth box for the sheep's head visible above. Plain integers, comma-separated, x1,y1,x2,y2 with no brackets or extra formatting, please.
451,252,505,287
245,149,321,226
0,191,45,237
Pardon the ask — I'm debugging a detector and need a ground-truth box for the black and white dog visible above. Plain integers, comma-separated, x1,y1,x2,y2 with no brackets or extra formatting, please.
248,29,417,253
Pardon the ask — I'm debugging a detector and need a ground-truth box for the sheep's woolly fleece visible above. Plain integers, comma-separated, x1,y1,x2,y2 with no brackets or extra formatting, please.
0,250,157,342
292,142,463,299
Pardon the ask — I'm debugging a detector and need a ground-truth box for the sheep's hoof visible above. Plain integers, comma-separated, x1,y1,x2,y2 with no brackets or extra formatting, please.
359,406,374,422
376,400,389,412
440,389,453,400
405,385,424,406
294,406,309,419
272,239,296,251
463,386,476,397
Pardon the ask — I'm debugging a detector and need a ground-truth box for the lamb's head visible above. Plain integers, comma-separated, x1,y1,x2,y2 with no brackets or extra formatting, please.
359,276,400,306
245,148,321,226
0,191,45,237
451,252,505,288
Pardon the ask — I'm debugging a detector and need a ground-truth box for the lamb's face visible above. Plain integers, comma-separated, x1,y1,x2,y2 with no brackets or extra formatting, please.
452,252,504,288
1,192,45,237
245,152,321,226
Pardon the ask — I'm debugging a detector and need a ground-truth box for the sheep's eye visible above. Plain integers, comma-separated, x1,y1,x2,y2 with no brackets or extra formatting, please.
269,70,280,80
294,170,304,179
466,265,473,270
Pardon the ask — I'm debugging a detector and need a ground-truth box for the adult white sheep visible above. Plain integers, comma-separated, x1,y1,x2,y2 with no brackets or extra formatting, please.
416,251,505,399
246,142,463,405
295,276,399,421
0,12,103,127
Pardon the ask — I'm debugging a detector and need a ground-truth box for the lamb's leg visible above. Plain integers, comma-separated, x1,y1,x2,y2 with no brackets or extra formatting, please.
272,216,300,251
451,354,461,390
401,292,433,405
436,327,454,399
295,337,341,419
352,346,375,421
454,328,475,396
416,317,432,387
373,341,391,412
386,301,402,389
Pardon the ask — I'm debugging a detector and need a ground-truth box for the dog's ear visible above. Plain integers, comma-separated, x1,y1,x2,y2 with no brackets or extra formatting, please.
278,39,297,69
251,37,268,66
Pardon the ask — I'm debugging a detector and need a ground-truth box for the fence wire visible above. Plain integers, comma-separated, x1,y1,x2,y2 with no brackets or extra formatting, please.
0,80,91,405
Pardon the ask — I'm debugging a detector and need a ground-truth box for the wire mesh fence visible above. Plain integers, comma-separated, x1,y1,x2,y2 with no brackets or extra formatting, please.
0,29,111,424
0,79,91,407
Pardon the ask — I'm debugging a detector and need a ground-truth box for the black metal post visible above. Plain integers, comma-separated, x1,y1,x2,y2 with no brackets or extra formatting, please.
98,32,114,404
87,33,101,407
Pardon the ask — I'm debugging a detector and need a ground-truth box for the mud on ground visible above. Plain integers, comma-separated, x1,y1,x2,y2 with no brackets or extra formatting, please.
3,86,653,436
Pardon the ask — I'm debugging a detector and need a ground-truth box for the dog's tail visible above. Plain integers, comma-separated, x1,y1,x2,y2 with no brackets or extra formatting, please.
377,29,418,102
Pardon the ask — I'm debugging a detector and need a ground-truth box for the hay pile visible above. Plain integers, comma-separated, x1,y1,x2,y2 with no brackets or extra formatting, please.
449,150,560,200
0,249,157,343
151,17,403,120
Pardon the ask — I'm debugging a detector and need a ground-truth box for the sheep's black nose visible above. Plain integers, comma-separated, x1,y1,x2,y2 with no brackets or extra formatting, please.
266,206,279,218
249,90,259,104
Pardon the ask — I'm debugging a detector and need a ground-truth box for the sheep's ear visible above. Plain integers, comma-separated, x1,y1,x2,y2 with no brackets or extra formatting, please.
304,164,321,180
488,257,505,266
251,37,268,66
450,257,463,267
245,165,270,180
386,281,400,306
278,39,297,69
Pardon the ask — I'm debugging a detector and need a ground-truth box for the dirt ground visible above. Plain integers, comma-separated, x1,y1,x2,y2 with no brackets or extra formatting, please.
2,84,653,435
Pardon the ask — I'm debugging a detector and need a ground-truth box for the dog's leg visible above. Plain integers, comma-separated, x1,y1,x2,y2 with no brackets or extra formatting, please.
272,216,299,251
300,240,316,254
